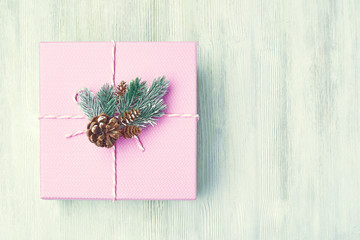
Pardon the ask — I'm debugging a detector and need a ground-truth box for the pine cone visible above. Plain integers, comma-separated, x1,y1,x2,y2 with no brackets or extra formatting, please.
119,109,140,126
116,81,127,100
120,125,141,139
86,113,121,148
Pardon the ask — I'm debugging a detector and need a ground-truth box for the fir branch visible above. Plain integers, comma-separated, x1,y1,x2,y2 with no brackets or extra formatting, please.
96,83,117,117
116,78,147,113
77,84,117,120
137,76,169,110
115,76,169,128
131,99,167,128
126,77,148,109
77,88,102,120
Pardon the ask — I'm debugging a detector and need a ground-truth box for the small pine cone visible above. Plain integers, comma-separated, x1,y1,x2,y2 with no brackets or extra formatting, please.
120,125,141,139
86,113,121,148
116,81,127,100
119,109,140,126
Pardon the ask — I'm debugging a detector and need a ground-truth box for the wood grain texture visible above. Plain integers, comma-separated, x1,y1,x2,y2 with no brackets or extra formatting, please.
1,0,360,239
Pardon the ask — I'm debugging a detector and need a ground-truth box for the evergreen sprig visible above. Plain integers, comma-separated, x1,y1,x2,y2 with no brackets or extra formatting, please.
77,77,169,127
77,88,102,120
77,84,117,120
131,98,167,127
116,76,169,127
96,84,117,117
137,76,169,110
117,77,147,112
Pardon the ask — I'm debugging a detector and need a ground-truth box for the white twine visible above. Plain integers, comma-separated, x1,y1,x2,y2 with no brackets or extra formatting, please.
65,130,87,138
39,113,199,121
164,113,199,119
111,40,117,201
133,136,145,152
112,145,117,201
39,115,86,119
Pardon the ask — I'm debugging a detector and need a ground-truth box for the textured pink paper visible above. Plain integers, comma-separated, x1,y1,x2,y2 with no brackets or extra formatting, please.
40,42,197,200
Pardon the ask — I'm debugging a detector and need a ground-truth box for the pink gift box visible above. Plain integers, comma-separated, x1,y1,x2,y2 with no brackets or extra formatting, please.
39,42,197,200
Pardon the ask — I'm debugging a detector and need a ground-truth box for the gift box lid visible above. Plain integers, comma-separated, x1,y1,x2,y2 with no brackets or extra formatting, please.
40,42,197,200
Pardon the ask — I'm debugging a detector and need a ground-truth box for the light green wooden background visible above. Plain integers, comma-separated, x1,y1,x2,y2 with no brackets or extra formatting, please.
1,0,360,239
